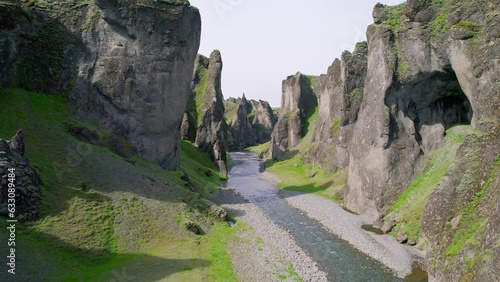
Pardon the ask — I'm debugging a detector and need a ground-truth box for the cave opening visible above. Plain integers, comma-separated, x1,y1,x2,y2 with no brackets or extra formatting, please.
386,65,473,154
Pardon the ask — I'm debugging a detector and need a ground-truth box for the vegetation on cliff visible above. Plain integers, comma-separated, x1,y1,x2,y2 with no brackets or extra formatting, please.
0,88,239,281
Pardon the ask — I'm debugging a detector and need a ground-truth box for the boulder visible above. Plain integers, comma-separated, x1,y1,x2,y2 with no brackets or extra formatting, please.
0,131,41,221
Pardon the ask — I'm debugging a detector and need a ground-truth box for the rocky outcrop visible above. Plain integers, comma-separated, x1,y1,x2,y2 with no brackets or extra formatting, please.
268,0,498,279
194,50,228,175
0,0,201,171
344,0,497,219
269,73,318,160
250,99,278,144
0,130,41,221
340,0,499,279
225,95,277,150
309,42,368,171
422,126,499,281
227,95,257,150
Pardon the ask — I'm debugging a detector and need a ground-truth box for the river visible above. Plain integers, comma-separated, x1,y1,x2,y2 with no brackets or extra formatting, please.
221,152,427,282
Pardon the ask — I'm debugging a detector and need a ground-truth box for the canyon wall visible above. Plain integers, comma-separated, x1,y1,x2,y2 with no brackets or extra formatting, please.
225,95,277,150
0,0,201,170
269,73,318,160
270,0,499,280
193,50,228,175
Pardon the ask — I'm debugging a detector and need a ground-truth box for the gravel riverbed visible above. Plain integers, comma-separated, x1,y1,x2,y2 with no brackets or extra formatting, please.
214,152,424,281
214,186,329,282
260,171,424,279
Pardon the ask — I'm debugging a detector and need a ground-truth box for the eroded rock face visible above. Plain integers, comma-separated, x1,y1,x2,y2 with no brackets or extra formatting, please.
0,0,201,171
225,95,277,150
422,126,499,281
344,0,498,219
72,0,201,170
309,42,368,171
0,130,41,221
195,50,228,175
228,95,257,150
340,1,499,278
269,73,318,160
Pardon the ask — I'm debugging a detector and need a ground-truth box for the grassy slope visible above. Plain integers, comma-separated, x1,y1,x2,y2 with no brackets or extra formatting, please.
253,107,346,203
387,125,472,242
0,88,239,281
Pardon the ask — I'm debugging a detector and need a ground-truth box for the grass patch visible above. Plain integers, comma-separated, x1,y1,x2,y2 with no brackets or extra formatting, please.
388,125,471,241
246,142,270,154
429,0,452,36
385,3,406,29
224,99,239,125
0,88,237,281
180,140,227,197
265,105,345,203
348,87,363,105
444,154,499,258
330,118,340,135
194,67,208,119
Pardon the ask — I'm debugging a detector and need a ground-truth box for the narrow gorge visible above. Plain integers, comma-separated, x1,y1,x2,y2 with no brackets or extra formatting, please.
0,0,498,281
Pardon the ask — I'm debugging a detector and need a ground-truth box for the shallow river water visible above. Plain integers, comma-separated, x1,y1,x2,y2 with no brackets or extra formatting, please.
223,152,427,282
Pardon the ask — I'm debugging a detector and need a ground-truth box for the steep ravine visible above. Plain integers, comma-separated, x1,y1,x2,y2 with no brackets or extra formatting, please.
261,0,499,281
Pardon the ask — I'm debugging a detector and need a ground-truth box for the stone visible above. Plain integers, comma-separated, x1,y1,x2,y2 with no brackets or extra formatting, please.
396,230,408,244
184,221,202,235
381,220,396,234
68,126,101,145
373,3,387,24
269,73,318,160
8,129,25,155
225,95,277,150
0,132,41,221
194,51,229,175
450,214,462,230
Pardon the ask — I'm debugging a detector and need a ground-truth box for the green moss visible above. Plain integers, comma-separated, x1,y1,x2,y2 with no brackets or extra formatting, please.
194,67,209,123
455,21,482,28
385,3,406,29
223,99,238,125
348,88,363,105
180,140,227,196
330,118,340,135
0,88,238,281
445,158,499,258
389,126,471,241
247,110,256,123
429,0,452,36
265,105,345,203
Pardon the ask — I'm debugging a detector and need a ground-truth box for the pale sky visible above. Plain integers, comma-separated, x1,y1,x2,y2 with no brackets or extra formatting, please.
189,0,405,107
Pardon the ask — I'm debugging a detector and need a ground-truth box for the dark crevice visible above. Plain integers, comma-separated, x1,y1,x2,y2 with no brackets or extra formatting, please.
384,66,473,152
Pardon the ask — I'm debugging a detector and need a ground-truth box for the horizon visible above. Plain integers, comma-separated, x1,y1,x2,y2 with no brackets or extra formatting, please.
190,0,405,107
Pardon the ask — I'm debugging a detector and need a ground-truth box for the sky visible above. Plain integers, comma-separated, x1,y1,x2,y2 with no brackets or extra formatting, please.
189,0,405,107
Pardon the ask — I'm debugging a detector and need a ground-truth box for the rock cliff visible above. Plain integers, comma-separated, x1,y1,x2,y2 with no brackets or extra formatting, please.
192,50,228,175
224,95,277,150
227,95,257,150
0,0,201,170
269,73,318,160
346,1,499,278
345,0,497,217
309,42,368,171
268,0,498,279
0,130,41,221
